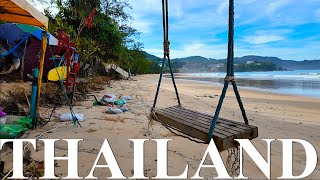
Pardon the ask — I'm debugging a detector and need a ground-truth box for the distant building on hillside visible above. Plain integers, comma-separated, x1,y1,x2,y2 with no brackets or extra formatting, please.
215,63,224,68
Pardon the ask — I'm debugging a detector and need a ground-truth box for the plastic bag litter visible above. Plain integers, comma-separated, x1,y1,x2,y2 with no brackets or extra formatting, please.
0,124,27,139
114,99,126,106
106,107,123,114
0,117,5,125
119,105,129,112
60,113,85,122
103,94,116,103
105,94,116,99
12,117,33,129
120,95,132,100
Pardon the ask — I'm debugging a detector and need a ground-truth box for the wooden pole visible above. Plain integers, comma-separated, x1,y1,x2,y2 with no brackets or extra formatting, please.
35,32,48,127
20,37,29,80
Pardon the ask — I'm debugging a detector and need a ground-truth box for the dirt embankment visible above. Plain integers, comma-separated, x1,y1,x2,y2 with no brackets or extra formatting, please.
0,76,111,118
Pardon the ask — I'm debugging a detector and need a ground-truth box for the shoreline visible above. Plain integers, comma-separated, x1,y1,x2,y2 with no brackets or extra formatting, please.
168,76,320,99
168,73,320,98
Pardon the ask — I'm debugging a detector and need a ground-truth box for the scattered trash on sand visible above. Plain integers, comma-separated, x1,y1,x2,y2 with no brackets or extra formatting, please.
120,95,132,100
106,105,123,114
90,94,106,106
119,104,129,112
114,99,126,106
0,124,28,139
59,113,85,122
102,94,116,103
0,116,33,139
99,94,132,114
12,117,32,129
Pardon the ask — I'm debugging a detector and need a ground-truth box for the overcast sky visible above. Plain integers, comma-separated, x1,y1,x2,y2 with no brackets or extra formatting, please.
126,0,320,60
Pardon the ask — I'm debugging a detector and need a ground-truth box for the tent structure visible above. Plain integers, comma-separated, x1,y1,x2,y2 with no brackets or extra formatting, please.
0,0,48,29
0,0,49,126
0,23,58,80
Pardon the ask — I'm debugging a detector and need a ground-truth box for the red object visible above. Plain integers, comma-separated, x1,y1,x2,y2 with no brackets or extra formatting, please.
86,8,96,28
74,63,80,73
55,30,80,93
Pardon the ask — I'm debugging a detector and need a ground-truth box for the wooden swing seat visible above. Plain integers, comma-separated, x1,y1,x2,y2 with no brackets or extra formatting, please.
155,105,258,151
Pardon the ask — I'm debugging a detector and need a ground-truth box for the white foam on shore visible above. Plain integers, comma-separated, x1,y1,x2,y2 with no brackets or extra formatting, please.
186,70,320,81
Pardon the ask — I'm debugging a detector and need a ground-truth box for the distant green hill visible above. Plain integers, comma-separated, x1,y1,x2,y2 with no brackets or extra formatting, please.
233,56,320,70
174,56,216,62
143,52,320,72
143,52,162,62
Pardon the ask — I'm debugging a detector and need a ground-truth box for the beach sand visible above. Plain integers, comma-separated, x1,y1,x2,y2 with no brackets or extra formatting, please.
1,74,320,179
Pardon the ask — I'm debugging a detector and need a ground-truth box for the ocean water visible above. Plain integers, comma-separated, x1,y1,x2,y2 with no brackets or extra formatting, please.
177,70,320,98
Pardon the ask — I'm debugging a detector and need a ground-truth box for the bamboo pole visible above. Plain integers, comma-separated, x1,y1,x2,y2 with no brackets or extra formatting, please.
35,32,48,127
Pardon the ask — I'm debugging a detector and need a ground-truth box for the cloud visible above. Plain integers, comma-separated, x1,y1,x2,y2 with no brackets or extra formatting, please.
128,0,161,15
144,48,163,58
316,9,320,18
142,35,225,58
217,1,228,15
235,42,320,60
129,16,154,34
243,35,285,44
266,0,292,15
242,29,291,44
146,42,228,59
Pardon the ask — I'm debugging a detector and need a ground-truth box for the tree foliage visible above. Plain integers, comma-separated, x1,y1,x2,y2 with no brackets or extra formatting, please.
232,62,281,72
42,0,159,74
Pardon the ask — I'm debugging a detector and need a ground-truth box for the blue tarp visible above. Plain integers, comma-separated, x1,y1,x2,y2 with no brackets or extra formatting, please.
0,23,58,80
0,23,58,58
0,23,26,46
0,23,57,46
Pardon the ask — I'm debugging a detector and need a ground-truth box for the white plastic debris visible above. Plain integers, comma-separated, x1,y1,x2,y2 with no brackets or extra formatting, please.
60,113,85,122
119,105,129,112
120,95,132,100
0,116,6,124
103,94,117,103
106,107,123,114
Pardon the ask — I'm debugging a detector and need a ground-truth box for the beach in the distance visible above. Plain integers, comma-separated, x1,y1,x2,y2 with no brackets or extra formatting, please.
174,69,320,98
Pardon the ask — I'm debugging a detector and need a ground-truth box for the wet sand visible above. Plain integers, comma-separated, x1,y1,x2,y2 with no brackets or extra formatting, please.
173,74,320,98
1,74,320,179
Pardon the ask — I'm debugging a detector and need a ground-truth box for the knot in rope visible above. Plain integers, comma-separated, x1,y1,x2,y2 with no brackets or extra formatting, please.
224,76,235,82
163,40,170,56
151,107,156,113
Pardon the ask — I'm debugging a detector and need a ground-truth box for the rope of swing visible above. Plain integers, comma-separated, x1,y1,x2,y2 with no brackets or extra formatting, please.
151,0,181,112
208,0,249,141
148,0,208,144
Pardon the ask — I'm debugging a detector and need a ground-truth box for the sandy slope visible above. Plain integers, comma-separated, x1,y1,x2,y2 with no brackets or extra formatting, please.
1,74,320,179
